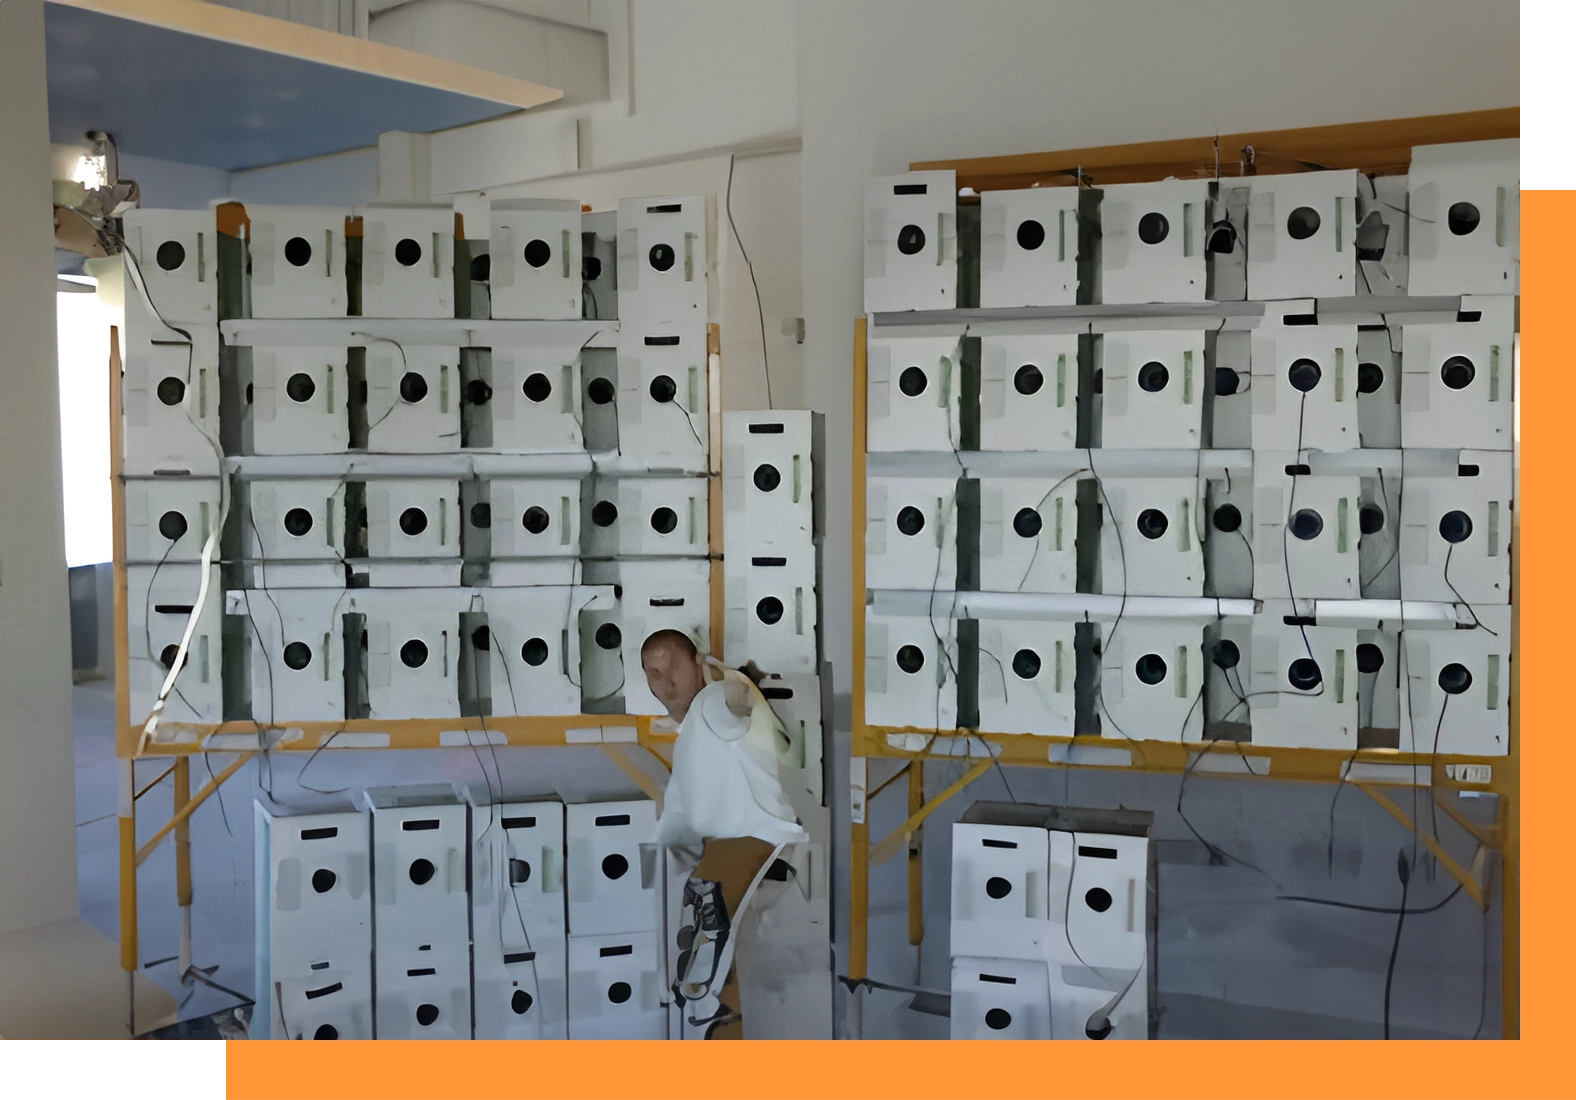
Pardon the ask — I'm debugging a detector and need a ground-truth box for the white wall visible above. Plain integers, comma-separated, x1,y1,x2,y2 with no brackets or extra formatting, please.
0,0,80,935
797,0,1520,683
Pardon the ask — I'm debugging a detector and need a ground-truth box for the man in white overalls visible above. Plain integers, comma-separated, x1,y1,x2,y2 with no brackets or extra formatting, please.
641,629,805,1039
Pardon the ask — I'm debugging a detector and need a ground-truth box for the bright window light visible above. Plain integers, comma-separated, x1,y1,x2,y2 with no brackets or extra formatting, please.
57,288,116,567
70,152,108,191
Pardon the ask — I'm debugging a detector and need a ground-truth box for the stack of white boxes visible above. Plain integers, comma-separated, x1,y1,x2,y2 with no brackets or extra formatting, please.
950,803,1153,1041
121,210,225,735
254,793,666,1039
862,140,1515,757
564,800,667,1038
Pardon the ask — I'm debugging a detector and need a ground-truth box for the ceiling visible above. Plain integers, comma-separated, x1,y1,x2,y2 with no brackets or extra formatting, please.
45,1,547,170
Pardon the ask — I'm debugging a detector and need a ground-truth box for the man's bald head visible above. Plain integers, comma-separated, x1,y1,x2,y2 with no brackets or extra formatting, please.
640,630,706,720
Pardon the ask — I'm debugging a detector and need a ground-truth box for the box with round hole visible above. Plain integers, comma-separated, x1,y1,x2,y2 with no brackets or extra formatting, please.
567,930,667,1039
722,410,819,554
350,588,466,720
233,587,348,723
1060,829,1150,974
977,475,1080,595
1355,623,1401,740
866,475,959,592
1097,617,1206,742
1248,600,1358,750
724,552,817,676
565,800,660,936
366,789,471,1039
1358,469,1403,599
615,322,710,467
1202,473,1253,599
1251,452,1361,601
126,563,223,729
358,204,456,319
615,195,716,325
1203,615,1254,736
474,585,612,717
1355,325,1402,449
1244,169,1361,300
122,208,220,325
1400,294,1516,451
365,344,461,453
864,608,958,731
977,332,1080,452
471,800,568,1040
1399,449,1512,605
582,475,709,559
949,816,1053,960
1249,305,1360,454
863,171,957,313
1098,328,1206,449
1096,476,1203,598
757,672,827,805
243,206,349,318
123,476,220,565
364,479,461,564
487,345,586,454
950,957,1053,1040
979,186,1080,308
1407,139,1519,296
976,616,1076,738
252,805,373,1040
1204,328,1252,448
488,199,584,321
1402,604,1511,757
488,477,584,559
1354,173,1411,296
120,294,222,476
248,346,351,454
865,333,965,454
244,477,349,572
1047,959,1148,1041
1095,178,1210,305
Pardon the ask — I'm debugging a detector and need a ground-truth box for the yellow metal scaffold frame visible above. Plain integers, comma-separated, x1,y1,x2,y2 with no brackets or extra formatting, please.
109,293,724,1032
846,107,1520,1038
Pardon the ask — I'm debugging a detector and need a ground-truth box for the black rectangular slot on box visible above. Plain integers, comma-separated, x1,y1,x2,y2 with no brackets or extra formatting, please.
649,598,685,607
1457,310,1483,323
646,203,683,213
1284,463,1312,476
595,814,631,827
1077,845,1119,859
504,951,536,965
978,974,1017,985
310,961,329,971
981,839,1018,849
1282,615,1317,627
644,335,681,346
600,945,634,958
748,423,785,434
752,557,787,567
402,819,441,831
893,183,928,195
761,687,794,700
406,968,436,977
502,816,537,830
304,982,343,1000
300,827,338,840
153,604,195,615
1282,313,1319,326
1459,464,1481,477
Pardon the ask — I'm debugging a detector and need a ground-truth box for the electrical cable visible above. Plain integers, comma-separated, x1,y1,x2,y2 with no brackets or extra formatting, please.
726,153,773,409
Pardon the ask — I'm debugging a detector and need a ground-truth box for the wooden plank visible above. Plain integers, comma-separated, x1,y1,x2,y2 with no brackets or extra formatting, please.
108,325,134,759
913,107,1519,192
47,0,563,111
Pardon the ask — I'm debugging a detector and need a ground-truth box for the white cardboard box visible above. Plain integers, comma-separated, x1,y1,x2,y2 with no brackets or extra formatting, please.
567,931,667,1039
1098,619,1205,742
1400,295,1516,451
980,187,1080,308
1401,606,1511,757
366,345,461,453
1407,139,1519,296
124,477,221,564
488,199,583,320
122,209,219,325
1097,179,1209,304
978,476,1080,595
866,334,965,453
977,617,1076,738
950,956,1053,1039
566,800,660,937
1245,170,1360,300
126,564,223,729
978,333,1080,452
864,609,958,730
1399,450,1513,605
1251,454,1361,601
249,347,351,454
1098,477,1203,598
245,206,348,318
359,204,456,318
1248,601,1358,750
1250,306,1360,453
616,195,716,324
866,476,959,591
1099,329,1205,449
864,171,956,313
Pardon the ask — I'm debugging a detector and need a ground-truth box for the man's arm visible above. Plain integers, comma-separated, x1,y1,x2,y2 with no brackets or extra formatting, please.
696,678,755,742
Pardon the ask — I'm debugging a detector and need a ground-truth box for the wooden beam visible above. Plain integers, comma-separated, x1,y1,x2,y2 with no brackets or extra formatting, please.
47,0,563,110
914,107,1519,192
